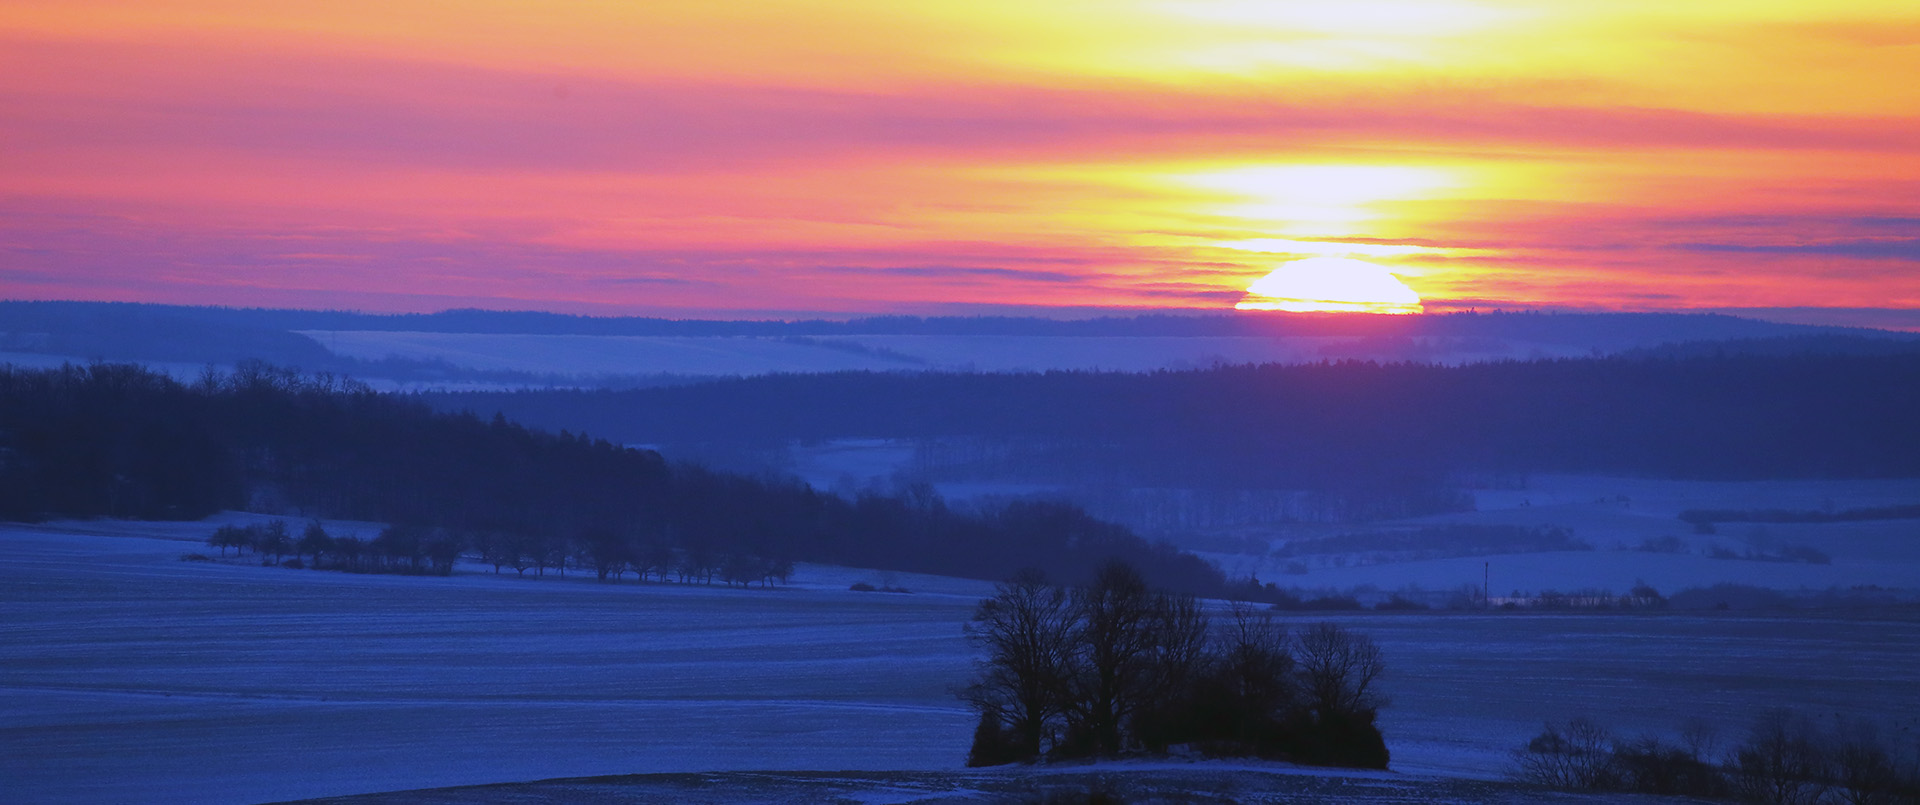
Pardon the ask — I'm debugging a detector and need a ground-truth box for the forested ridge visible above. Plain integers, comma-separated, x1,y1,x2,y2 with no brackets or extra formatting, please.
2,300,1873,339
5,301,1902,372
0,362,1222,592
432,352,1920,486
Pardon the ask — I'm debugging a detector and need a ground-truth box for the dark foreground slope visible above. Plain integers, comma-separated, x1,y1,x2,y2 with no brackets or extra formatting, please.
282,764,1704,805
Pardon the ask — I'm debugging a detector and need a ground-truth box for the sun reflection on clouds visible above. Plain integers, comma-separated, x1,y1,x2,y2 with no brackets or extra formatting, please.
1154,0,1520,38
1133,0,1531,71
0,1,1914,314
1212,238,1472,258
1175,165,1457,236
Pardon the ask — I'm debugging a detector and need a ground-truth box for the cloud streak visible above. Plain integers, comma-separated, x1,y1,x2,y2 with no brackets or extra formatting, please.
0,3,1916,317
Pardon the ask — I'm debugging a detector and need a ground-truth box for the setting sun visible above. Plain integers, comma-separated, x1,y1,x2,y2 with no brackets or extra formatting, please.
1236,257,1424,314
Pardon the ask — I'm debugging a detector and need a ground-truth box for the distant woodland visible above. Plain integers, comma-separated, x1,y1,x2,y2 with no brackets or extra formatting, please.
0,363,1222,592
5,300,1913,374
432,353,1920,489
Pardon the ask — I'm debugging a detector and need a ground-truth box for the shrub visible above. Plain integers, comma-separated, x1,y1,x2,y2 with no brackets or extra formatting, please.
1610,737,1724,798
1514,711,1919,804
967,710,1029,767
1512,719,1618,790
1733,709,1830,805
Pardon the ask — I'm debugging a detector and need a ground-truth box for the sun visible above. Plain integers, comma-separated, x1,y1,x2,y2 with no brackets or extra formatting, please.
1235,257,1423,314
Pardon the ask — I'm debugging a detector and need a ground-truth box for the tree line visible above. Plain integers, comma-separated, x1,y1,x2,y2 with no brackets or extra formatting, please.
438,351,1920,491
9,301,1862,345
1680,504,1920,526
206,519,796,585
1514,711,1920,803
0,362,1224,593
963,562,1389,769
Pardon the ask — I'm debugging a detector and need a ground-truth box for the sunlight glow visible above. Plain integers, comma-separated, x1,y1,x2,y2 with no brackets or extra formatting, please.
1180,165,1455,235
1236,257,1424,314
1156,0,1516,38
1214,238,1460,258
0,1,1914,313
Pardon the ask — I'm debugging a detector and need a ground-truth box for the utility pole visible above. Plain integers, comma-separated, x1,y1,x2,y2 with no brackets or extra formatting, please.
1484,561,1490,609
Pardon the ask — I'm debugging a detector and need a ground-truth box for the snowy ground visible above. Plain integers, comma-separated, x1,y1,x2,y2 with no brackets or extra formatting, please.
1206,475,1920,597
4,517,1918,804
291,761,1700,804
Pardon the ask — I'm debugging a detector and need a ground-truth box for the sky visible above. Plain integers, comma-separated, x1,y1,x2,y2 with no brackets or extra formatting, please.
1,1,1917,320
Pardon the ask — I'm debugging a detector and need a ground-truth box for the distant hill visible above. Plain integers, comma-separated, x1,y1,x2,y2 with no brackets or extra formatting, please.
4,300,1916,385
426,353,1920,486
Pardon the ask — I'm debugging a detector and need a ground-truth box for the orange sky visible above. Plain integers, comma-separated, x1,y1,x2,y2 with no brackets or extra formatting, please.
1,1,1916,318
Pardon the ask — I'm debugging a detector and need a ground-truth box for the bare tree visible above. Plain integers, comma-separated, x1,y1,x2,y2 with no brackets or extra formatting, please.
297,520,332,566
1132,590,1211,750
259,520,292,563
1829,717,1904,805
1212,602,1296,747
963,570,1075,763
1293,622,1390,767
207,524,247,557
1512,718,1619,789
581,526,625,581
1734,709,1830,805
1063,561,1162,756
1294,622,1386,721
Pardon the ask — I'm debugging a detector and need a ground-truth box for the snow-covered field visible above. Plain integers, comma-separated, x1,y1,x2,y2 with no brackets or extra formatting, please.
299,331,1591,378
4,516,1918,804
782,451,1920,600
1204,475,1920,597
297,761,1692,804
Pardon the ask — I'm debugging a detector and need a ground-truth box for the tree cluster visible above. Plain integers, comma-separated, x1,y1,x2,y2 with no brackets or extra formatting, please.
963,562,1389,770
209,518,796,584
0,363,1223,594
1513,711,1920,803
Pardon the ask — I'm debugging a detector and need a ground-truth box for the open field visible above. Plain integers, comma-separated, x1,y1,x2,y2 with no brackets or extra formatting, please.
5,517,1919,803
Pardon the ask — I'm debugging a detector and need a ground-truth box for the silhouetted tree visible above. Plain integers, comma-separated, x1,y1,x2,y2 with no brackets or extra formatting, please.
208,524,246,557
1735,709,1831,805
334,535,366,571
964,570,1076,763
581,527,625,581
1197,602,1297,753
297,520,332,566
258,521,291,563
1061,561,1163,756
1292,622,1389,768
